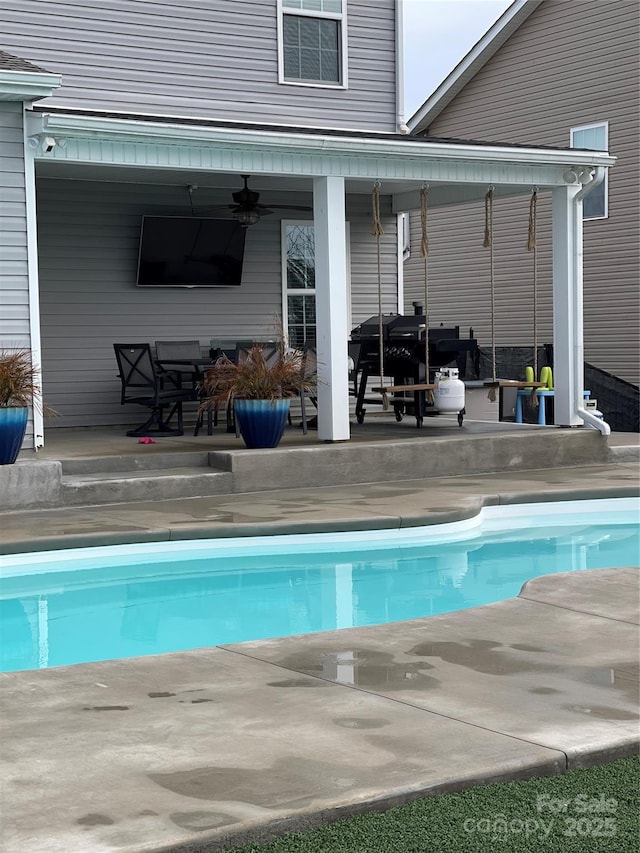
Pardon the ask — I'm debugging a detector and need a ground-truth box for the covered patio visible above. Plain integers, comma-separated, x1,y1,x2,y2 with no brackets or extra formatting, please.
20,103,615,448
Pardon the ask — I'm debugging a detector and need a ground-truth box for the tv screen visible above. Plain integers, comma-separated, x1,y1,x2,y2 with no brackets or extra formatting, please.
136,216,246,287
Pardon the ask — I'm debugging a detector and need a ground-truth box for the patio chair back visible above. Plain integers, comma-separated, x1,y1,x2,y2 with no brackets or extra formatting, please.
113,343,158,401
155,340,202,361
235,341,280,367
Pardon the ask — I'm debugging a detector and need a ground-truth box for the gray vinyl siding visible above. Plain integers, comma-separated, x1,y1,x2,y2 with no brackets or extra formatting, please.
0,101,36,446
35,178,397,427
407,0,639,385
346,194,398,325
0,102,30,347
404,192,554,350
0,0,397,132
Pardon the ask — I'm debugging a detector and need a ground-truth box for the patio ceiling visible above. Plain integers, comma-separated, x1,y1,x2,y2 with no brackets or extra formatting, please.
34,160,540,210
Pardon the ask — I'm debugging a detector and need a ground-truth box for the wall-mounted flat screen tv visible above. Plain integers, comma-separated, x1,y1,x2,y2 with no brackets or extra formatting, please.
136,216,246,287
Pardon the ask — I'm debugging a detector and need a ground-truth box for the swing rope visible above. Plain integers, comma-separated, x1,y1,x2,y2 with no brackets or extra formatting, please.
371,182,389,409
420,184,434,406
527,188,539,386
483,187,497,401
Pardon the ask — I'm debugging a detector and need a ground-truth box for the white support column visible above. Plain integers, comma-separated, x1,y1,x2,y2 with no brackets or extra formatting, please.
552,183,584,427
23,110,45,448
313,176,350,441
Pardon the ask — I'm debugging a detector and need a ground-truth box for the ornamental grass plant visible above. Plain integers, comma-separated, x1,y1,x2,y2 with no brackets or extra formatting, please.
199,343,316,411
0,348,44,408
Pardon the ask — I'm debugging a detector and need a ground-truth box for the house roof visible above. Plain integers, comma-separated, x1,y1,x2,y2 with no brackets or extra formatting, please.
408,0,543,135
0,48,52,75
0,48,61,101
31,105,614,206
33,104,580,154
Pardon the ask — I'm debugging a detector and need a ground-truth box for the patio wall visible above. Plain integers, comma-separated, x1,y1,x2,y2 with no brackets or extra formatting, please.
34,177,399,428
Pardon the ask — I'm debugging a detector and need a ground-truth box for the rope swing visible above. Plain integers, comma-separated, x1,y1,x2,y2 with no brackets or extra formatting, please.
483,186,497,401
480,188,547,410
371,181,389,409
420,184,434,406
527,188,539,384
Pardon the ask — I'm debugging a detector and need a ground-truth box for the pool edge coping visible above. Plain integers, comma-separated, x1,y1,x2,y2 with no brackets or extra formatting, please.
1,482,639,556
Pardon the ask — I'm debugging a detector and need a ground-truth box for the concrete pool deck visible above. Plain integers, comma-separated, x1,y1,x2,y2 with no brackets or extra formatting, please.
0,451,639,852
2,457,639,554
0,568,638,853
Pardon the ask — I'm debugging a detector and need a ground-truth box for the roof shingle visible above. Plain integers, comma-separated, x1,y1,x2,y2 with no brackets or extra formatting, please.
0,48,52,74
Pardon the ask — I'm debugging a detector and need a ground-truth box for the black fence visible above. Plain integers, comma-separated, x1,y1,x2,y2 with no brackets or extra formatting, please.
473,347,638,432
584,363,639,433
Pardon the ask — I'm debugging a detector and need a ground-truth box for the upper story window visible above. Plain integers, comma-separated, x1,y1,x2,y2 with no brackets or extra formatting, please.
570,122,608,220
278,0,348,88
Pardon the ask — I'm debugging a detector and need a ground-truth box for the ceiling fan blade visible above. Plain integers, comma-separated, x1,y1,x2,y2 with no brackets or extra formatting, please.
265,204,313,211
196,204,235,211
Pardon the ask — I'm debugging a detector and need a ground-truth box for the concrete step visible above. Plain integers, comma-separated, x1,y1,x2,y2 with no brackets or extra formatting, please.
609,444,640,465
2,427,616,511
60,465,234,506
60,451,212,476
209,427,612,493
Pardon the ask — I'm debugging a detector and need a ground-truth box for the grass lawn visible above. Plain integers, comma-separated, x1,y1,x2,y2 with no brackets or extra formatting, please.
224,756,639,853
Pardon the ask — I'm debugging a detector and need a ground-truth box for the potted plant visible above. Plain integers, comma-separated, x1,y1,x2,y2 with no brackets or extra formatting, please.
0,348,48,465
200,343,315,448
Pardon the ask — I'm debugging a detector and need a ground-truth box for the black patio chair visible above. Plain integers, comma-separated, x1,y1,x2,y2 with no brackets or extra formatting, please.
297,344,318,434
154,340,202,390
113,343,197,437
154,340,216,435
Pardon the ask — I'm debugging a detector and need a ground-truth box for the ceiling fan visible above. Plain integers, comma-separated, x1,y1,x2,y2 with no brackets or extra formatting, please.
192,175,312,227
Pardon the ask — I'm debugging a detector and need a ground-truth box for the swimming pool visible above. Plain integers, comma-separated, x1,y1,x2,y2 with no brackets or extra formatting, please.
1,497,638,673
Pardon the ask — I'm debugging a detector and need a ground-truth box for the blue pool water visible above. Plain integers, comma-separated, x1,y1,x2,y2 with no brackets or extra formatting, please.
1,498,638,673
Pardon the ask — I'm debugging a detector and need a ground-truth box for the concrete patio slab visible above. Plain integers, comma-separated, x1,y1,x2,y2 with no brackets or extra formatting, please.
1,461,638,555
0,647,565,853
520,567,640,624
232,569,640,767
0,569,638,853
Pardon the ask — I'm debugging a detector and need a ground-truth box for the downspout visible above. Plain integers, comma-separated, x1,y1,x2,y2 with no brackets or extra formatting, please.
395,0,408,133
574,166,610,435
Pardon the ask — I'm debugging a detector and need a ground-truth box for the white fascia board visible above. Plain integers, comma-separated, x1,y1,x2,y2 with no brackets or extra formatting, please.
37,112,616,171
0,71,61,102
408,0,543,134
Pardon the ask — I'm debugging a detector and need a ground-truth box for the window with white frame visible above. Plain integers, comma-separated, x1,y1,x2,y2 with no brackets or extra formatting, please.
282,221,350,349
283,223,317,348
278,0,347,87
570,122,608,220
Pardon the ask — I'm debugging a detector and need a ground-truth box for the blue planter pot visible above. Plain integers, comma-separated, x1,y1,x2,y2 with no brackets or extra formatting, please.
0,407,29,465
234,399,290,449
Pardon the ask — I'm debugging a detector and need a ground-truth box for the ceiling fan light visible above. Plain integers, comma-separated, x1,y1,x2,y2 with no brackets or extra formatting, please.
234,207,260,227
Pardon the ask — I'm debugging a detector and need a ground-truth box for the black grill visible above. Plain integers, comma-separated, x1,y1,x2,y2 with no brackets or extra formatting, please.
349,314,479,425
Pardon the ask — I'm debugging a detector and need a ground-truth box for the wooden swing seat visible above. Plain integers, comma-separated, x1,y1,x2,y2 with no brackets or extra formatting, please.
483,380,547,390
373,383,437,394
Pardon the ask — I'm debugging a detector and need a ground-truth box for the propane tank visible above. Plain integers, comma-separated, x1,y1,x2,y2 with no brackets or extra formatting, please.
434,367,465,414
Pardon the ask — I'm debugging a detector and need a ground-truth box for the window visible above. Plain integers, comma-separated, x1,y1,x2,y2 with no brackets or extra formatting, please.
281,221,350,348
283,223,317,348
570,122,608,220
278,0,347,87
